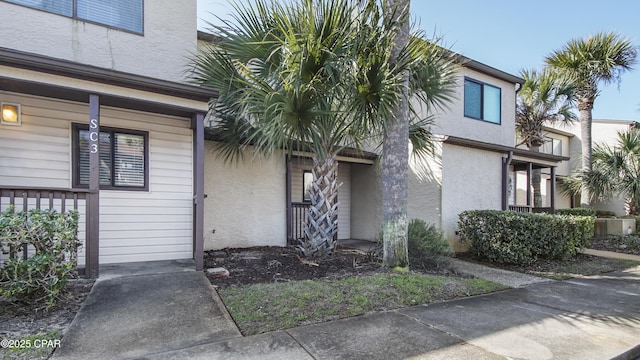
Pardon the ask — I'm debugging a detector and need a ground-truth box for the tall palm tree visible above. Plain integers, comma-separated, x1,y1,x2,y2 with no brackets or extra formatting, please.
191,0,456,258
580,127,640,215
516,68,577,207
546,32,638,206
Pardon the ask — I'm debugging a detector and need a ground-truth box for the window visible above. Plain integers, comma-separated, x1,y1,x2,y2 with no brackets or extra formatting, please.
542,137,563,156
4,0,143,34
73,124,148,190
303,171,313,202
464,78,501,124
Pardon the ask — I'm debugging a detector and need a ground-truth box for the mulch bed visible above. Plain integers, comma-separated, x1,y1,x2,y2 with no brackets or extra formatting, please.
588,237,640,255
0,278,94,339
204,246,462,288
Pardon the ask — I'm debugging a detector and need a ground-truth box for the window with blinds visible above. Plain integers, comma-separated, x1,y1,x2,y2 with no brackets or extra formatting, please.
75,125,148,190
4,0,143,34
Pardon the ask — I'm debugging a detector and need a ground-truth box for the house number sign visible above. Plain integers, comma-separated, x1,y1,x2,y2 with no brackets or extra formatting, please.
89,118,99,153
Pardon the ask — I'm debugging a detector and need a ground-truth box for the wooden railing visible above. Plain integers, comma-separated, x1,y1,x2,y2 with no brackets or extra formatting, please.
290,202,310,243
0,186,90,267
508,205,554,214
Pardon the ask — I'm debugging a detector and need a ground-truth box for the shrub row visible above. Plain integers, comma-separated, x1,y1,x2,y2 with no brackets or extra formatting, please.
0,207,80,308
554,208,596,217
458,210,594,265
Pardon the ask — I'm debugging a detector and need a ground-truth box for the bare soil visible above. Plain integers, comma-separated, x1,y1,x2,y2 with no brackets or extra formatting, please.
204,246,462,288
0,278,94,339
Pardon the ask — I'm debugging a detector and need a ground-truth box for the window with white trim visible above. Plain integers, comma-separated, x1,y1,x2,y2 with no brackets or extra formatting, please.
4,0,143,34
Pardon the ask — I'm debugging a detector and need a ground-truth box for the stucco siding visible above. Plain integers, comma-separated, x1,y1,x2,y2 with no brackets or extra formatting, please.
204,144,286,249
0,1,197,82
0,92,194,264
431,68,517,147
441,144,503,251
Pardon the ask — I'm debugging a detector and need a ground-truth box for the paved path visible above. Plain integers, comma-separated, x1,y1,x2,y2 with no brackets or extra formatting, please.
54,258,640,360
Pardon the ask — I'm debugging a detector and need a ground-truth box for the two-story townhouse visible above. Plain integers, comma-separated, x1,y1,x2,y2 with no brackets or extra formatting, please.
201,41,568,252
0,0,215,277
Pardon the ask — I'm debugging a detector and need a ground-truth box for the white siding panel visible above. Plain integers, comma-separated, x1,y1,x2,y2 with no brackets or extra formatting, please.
0,92,194,265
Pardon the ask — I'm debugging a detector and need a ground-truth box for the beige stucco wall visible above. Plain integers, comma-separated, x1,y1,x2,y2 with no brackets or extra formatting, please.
441,144,503,251
203,143,286,249
350,163,382,241
432,67,517,147
0,1,197,82
0,91,195,264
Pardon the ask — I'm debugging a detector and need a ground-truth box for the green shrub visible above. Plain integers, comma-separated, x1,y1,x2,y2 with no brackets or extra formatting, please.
595,210,617,218
407,219,453,269
0,207,80,308
554,208,596,217
458,210,594,265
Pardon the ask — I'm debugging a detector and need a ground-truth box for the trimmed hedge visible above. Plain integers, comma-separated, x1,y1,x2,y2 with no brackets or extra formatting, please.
595,210,617,218
0,207,80,308
554,208,596,217
458,210,594,265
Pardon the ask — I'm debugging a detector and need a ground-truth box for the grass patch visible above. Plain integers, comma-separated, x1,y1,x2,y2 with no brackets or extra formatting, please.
0,330,61,360
531,258,640,280
218,273,507,335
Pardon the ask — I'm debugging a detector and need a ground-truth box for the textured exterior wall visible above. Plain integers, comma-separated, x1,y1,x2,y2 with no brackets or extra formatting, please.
441,144,503,251
350,163,382,241
203,144,286,249
432,67,517,147
0,91,195,264
0,1,197,82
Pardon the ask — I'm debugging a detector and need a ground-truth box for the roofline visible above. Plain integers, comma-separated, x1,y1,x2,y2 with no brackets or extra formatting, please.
0,47,218,101
454,54,523,85
444,136,569,163
196,30,523,85
593,119,638,125
543,126,575,138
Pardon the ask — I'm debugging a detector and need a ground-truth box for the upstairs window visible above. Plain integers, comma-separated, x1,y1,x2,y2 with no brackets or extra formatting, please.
4,0,143,34
73,124,148,190
464,78,501,124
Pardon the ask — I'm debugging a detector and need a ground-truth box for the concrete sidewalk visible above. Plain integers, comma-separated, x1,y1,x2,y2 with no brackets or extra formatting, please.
54,260,640,360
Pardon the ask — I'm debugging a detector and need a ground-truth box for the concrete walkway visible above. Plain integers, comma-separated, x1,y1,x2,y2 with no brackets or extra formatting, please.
54,259,640,360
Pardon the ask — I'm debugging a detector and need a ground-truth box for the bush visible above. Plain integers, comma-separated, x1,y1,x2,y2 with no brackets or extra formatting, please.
595,210,617,218
458,210,594,265
554,208,596,217
0,207,80,308
407,219,453,269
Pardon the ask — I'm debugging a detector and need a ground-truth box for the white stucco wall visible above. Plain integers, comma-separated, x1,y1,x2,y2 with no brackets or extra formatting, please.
0,1,197,82
203,143,287,249
432,68,517,147
441,144,503,251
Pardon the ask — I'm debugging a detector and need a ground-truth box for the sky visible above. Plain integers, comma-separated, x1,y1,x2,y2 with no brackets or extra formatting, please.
197,0,640,122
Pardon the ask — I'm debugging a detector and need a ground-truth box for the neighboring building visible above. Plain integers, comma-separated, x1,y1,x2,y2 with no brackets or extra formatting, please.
0,0,214,277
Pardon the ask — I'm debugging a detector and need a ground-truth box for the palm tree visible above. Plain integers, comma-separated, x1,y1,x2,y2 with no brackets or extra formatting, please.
516,68,577,207
546,32,638,206
191,0,456,258
579,127,640,215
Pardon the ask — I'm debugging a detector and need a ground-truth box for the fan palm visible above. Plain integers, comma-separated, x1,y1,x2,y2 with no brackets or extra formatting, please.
191,0,456,258
580,127,640,215
516,68,577,207
546,32,638,206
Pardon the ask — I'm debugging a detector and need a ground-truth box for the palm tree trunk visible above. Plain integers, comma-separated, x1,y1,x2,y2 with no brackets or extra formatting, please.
301,153,340,258
531,146,542,208
579,98,594,207
382,0,410,269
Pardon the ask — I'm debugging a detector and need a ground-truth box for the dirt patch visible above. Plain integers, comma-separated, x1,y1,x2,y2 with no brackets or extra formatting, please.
0,278,94,339
204,246,461,288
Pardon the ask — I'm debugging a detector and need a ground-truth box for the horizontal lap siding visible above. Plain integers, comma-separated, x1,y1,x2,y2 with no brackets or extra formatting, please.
0,92,194,265
98,107,193,264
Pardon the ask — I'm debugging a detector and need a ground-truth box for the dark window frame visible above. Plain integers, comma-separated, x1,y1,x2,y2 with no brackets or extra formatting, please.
72,123,149,191
3,0,144,35
463,77,502,125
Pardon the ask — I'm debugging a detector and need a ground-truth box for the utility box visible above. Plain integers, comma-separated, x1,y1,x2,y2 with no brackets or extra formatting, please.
594,218,636,237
